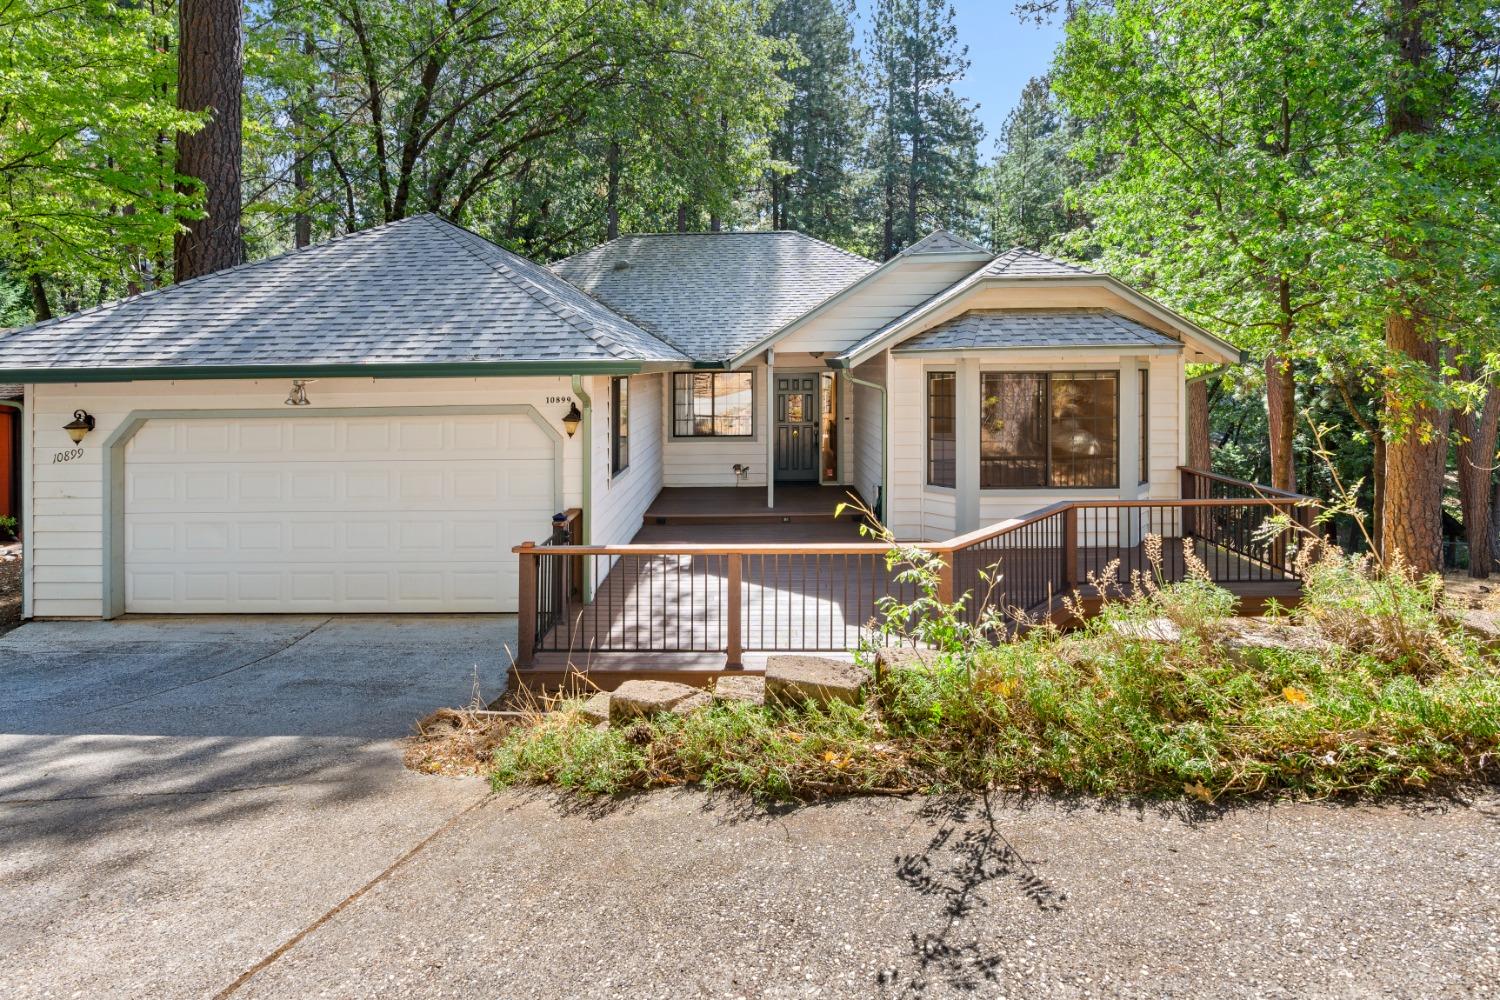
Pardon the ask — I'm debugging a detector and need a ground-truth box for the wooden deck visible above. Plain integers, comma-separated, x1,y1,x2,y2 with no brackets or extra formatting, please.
512,471,1317,692
513,531,1301,692
645,485,865,524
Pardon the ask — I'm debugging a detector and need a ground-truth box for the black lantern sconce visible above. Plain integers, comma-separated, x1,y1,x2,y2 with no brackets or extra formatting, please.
63,409,95,444
562,401,582,437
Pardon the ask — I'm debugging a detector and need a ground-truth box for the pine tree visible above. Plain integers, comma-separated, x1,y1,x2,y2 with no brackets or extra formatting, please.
864,0,983,259
980,76,1070,250
760,0,865,247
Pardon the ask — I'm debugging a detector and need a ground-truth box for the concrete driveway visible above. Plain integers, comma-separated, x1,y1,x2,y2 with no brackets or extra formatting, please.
0,615,506,998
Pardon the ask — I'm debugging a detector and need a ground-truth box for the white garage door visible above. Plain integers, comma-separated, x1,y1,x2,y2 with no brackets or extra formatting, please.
123,412,556,613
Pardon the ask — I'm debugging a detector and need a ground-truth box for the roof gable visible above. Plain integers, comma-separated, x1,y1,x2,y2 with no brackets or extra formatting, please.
551,232,876,362
833,247,1240,367
902,230,992,256
0,214,684,378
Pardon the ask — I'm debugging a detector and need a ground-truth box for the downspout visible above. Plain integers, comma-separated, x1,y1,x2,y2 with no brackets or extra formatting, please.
841,370,887,525
570,375,594,601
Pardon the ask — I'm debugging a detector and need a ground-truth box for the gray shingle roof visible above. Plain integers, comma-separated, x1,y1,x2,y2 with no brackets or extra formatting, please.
893,309,1181,353
551,232,877,362
985,247,1096,277
903,231,992,256
0,214,684,375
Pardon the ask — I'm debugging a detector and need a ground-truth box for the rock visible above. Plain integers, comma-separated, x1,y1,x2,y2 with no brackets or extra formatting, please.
607,679,704,723
578,691,611,724
873,647,943,674
671,691,713,716
764,655,866,709
1218,617,1332,665
1106,618,1182,643
712,674,765,706
1456,609,1500,650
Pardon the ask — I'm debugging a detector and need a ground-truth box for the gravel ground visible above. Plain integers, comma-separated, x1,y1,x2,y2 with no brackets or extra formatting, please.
231,787,1500,999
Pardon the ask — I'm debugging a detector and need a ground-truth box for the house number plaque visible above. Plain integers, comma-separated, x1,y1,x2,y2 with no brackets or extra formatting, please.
52,448,84,464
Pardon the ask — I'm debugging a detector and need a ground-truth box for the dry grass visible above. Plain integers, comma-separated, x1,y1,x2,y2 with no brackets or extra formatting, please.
1444,572,1500,612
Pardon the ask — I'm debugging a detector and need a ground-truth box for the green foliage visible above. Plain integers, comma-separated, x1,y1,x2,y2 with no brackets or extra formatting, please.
0,0,202,313
977,77,1079,252
0,515,16,540
759,0,867,249
487,552,1499,802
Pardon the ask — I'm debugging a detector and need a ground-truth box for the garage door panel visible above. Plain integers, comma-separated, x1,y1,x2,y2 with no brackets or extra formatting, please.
123,413,552,613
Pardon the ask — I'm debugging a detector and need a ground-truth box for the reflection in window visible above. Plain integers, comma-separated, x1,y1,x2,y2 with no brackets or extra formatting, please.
927,371,956,487
980,372,1117,489
672,372,753,437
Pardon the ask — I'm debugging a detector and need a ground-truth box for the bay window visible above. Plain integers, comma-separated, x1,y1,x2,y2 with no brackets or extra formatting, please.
926,371,956,487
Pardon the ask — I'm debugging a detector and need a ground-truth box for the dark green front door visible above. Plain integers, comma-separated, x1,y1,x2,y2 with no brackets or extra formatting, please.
775,374,819,482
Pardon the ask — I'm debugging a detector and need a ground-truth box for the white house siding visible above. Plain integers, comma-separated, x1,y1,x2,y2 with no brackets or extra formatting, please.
660,357,767,488
25,376,586,619
851,353,886,520
774,258,984,357
590,372,663,546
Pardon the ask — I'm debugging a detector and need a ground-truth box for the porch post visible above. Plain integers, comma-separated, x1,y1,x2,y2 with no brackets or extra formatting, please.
955,359,980,533
516,542,537,667
726,553,743,667
764,352,775,509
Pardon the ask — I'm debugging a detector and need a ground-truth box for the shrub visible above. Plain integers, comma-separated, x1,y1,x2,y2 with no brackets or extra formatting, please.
483,537,1499,802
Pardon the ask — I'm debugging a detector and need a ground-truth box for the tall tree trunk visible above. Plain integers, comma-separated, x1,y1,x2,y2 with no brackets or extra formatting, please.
292,32,314,249
1187,377,1211,471
605,141,621,241
174,0,243,282
1491,479,1500,574
1378,0,1445,576
676,204,688,233
27,273,51,322
1381,314,1447,574
1454,373,1500,578
1265,352,1296,492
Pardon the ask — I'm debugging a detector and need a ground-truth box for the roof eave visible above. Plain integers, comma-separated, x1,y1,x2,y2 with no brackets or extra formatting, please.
891,343,1184,357
0,359,648,384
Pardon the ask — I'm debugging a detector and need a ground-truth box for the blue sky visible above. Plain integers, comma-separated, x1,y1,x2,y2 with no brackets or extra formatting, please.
850,2,1066,149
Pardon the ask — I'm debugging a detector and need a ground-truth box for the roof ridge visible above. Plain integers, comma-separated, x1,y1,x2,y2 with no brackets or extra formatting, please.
431,218,686,361
429,220,633,360
0,215,431,346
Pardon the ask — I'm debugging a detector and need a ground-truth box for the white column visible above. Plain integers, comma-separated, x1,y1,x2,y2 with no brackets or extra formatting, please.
955,358,981,533
764,354,775,509
1118,361,1142,501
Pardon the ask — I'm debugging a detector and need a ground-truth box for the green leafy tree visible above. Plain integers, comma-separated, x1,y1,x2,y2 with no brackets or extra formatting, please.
0,0,201,319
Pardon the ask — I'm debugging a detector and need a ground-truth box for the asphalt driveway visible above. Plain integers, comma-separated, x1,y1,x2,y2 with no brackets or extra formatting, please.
2,616,1497,998
0,615,507,998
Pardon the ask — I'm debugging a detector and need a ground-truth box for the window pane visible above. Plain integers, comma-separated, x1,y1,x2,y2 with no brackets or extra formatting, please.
927,371,956,487
612,377,629,475
980,373,1047,488
1050,372,1117,488
672,371,752,437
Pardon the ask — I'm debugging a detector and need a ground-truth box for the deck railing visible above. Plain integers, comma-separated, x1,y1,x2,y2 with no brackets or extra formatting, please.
514,468,1317,666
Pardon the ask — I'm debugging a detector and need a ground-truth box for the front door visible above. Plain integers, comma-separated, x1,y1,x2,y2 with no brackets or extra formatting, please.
774,374,819,482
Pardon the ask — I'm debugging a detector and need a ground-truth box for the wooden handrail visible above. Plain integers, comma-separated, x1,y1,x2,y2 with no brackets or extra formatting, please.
1179,466,1310,501
513,497,1301,558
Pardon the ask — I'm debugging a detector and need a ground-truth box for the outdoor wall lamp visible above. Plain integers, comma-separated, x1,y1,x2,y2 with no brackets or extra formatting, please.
285,379,312,406
562,401,582,437
63,409,95,444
